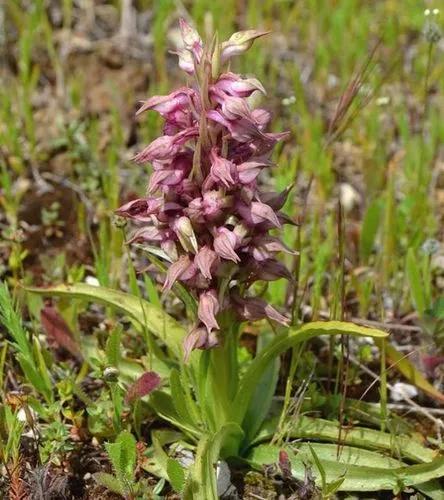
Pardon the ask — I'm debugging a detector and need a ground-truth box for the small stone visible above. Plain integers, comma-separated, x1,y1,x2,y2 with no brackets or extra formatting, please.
390,382,418,402
339,183,360,212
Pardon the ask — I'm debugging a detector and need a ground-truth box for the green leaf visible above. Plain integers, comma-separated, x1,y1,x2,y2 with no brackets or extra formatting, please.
254,416,436,463
106,325,122,367
406,248,427,317
0,282,33,360
16,353,52,403
24,283,186,357
243,331,280,445
142,429,185,481
375,339,444,404
233,321,388,425
116,430,137,479
170,369,200,428
149,391,200,439
248,443,444,495
167,458,186,493
105,430,137,488
32,336,53,401
93,472,124,496
183,423,244,500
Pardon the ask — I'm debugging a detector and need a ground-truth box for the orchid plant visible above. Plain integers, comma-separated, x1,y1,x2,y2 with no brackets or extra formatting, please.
28,19,444,500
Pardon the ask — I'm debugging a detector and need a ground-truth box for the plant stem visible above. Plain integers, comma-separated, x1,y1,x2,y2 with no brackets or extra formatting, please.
206,314,239,432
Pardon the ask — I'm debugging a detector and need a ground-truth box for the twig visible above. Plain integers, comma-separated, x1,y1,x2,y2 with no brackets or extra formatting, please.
387,404,444,417
350,317,422,333
348,352,444,440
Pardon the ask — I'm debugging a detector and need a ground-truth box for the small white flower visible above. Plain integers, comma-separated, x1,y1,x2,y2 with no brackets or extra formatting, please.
424,9,431,16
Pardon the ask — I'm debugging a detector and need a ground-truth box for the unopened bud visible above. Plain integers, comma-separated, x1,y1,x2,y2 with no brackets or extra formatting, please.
221,30,270,62
103,366,119,382
174,216,198,253
112,215,128,228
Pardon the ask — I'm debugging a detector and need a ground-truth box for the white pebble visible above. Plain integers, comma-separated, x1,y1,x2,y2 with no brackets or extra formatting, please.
390,382,418,402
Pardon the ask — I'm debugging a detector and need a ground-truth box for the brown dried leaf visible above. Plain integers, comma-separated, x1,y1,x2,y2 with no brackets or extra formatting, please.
40,305,82,359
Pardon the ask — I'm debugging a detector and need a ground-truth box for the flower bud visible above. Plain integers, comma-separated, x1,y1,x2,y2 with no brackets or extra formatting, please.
112,215,128,229
213,227,240,262
136,88,194,117
221,30,271,62
195,246,218,280
236,200,281,227
173,216,199,253
179,18,203,60
103,366,120,382
172,48,195,74
237,160,272,184
209,149,238,188
163,254,193,292
183,326,218,362
198,290,220,331
116,197,162,221
233,295,289,325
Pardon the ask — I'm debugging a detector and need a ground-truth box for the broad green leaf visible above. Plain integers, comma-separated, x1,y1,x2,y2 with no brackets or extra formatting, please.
167,458,186,493
243,331,280,444
254,416,436,464
406,248,427,317
376,339,444,404
248,443,444,495
93,472,124,496
105,442,124,479
233,321,388,425
24,283,186,357
104,430,137,492
116,430,137,479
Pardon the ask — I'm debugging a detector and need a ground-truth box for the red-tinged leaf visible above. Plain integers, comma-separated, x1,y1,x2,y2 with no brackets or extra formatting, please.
125,371,161,403
278,449,291,478
40,305,82,359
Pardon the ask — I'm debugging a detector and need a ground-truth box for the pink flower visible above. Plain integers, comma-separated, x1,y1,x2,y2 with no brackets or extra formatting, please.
183,326,218,362
233,295,289,326
195,246,218,280
213,227,240,263
214,72,266,98
117,20,292,359
198,290,220,332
